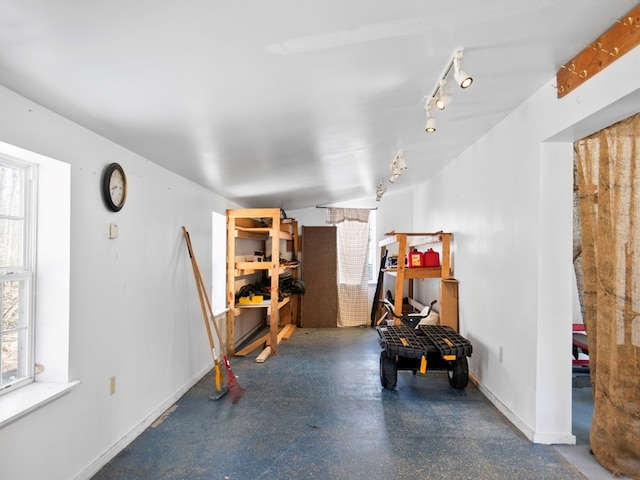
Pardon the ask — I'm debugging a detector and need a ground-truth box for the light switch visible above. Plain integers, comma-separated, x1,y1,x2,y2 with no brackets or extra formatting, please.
108,223,118,239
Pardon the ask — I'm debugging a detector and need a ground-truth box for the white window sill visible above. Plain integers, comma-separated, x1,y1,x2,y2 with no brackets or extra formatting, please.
0,380,80,429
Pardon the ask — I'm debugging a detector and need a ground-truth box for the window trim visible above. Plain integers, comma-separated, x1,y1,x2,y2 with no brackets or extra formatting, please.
367,210,377,283
0,140,73,427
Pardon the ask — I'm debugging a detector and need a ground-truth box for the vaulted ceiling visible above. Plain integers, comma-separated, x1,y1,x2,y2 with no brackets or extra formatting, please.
0,1,637,210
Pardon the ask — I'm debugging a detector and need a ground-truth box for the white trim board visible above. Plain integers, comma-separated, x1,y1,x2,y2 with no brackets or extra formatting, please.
469,373,576,446
74,362,214,480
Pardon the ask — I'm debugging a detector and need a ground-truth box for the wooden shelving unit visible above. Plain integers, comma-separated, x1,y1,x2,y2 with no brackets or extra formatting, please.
226,208,299,359
378,232,459,331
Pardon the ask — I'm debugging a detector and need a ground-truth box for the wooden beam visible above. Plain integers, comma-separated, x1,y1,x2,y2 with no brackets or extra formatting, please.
236,324,297,359
266,323,296,346
280,324,297,340
234,332,269,357
255,346,271,363
556,5,640,98
256,324,297,362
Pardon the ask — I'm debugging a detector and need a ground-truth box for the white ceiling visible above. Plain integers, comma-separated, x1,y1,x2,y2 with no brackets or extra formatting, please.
0,0,637,210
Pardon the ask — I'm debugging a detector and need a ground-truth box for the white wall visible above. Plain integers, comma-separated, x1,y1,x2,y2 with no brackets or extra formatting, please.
289,190,413,240
0,84,241,480
372,191,414,306
289,189,414,313
411,46,640,443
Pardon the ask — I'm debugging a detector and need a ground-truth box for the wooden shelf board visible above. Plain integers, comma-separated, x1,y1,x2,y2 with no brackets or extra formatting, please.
235,229,269,240
227,208,281,219
277,264,299,275
383,267,442,279
234,227,293,242
235,261,273,272
379,232,448,248
234,296,291,312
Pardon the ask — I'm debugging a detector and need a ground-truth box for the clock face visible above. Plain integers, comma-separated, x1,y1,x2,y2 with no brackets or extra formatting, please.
109,169,125,205
102,163,127,211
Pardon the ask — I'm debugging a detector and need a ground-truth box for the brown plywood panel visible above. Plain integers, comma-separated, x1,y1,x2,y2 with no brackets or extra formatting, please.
439,278,459,331
301,226,337,328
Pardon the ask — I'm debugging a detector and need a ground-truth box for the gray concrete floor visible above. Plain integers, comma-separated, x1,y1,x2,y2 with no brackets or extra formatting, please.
94,327,604,480
553,377,631,480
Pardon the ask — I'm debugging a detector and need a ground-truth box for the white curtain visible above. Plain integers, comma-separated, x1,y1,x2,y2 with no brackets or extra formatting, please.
326,208,370,327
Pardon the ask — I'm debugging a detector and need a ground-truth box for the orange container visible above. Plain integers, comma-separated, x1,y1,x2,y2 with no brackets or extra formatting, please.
423,248,440,267
408,250,423,268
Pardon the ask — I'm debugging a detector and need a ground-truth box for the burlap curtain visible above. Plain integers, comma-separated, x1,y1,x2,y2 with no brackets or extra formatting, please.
326,208,370,327
575,113,640,479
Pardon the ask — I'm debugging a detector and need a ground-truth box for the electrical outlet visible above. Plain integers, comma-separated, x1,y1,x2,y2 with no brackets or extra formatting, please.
110,376,116,395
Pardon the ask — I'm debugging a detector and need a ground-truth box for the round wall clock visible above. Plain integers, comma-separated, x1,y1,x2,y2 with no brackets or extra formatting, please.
102,163,127,212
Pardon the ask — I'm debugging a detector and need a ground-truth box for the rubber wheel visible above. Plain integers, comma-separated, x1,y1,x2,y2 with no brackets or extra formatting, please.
380,350,397,390
447,356,469,389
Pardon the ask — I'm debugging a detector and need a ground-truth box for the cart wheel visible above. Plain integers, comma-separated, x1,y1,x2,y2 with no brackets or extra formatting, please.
380,350,397,390
447,356,469,389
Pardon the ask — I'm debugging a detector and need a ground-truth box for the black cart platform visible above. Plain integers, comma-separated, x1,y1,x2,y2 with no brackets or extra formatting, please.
377,324,473,390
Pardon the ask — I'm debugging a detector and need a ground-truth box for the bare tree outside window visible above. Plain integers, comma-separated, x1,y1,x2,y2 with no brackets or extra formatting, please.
0,161,34,393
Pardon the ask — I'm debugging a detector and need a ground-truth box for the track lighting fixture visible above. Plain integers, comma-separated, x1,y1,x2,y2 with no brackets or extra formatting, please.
391,150,406,173
389,149,406,181
376,181,387,201
423,47,472,133
378,150,406,199
453,50,473,89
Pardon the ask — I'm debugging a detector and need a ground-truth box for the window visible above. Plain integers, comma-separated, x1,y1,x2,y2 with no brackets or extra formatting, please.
0,157,36,395
0,142,73,427
211,211,227,315
367,210,377,282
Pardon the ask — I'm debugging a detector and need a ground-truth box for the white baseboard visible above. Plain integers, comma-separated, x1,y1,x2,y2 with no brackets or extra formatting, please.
534,431,576,445
469,373,576,445
469,372,536,441
470,373,577,445
74,362,213,480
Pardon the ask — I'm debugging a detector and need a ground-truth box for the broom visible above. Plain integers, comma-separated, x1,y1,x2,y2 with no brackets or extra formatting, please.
182,227,246,403
182,227,228,400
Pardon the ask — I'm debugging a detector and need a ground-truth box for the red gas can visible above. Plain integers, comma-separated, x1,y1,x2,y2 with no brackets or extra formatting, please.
423,248,440,267
408,250,423,268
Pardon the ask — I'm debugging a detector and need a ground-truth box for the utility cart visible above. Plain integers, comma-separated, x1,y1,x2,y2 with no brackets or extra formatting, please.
377,324,473,390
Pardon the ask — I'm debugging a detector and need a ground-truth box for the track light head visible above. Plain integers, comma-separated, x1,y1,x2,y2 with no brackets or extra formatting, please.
389,149,406,182
425,114,436,133
392,150,406,172
376,181,387,201
435,81,452,110
455,68,473,89
424,98,436,133
435,93,452,110
453,50,473,89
